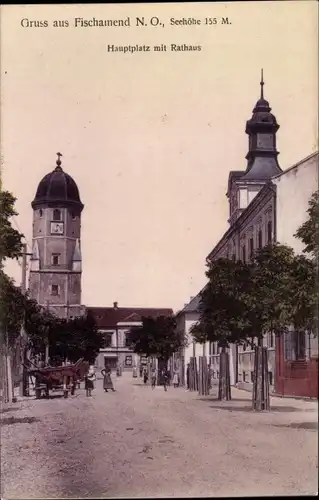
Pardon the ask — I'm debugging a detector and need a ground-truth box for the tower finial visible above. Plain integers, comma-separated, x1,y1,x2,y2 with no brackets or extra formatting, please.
260,68,264,99
56,152,63,169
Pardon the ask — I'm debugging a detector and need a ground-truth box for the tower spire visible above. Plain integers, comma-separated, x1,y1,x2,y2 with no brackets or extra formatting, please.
260,68,264,99
56,152,63,170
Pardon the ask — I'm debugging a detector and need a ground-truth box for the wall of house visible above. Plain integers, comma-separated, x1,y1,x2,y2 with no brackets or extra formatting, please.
237,336,276,391
275,336,318,398
94,326,139,371
207,187,277,390
273,153,319,254
209,342,236,387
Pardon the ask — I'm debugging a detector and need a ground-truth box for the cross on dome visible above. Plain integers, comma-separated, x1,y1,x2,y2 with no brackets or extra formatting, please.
260,68,264,99
56,152,63,170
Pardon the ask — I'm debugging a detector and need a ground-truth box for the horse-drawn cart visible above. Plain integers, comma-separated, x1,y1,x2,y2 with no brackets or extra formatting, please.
28,358,89,399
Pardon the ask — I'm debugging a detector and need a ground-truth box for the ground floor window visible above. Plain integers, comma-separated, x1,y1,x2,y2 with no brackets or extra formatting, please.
104,357,118,369
284,331,306,361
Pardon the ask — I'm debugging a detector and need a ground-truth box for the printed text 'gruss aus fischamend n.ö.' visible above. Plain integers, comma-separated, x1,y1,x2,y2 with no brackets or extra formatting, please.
19,16,232,29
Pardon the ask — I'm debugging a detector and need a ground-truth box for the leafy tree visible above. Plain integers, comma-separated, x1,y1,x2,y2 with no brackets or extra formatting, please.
0,190,24,264
127,315,183,364
0,189,25,353
289,254,318,337
24,298,56,356
191,258,252,400
245,244,297,410
294,190,319,256
0,269,25,351
194,245,300,409
48,312,104,365
247,244,296,342
196,258,252,345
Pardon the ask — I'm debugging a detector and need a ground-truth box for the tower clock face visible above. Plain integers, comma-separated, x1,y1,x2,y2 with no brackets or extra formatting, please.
50,222,64,235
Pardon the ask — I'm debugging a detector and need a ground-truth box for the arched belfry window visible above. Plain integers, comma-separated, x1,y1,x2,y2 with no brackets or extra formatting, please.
53,209,61,221
39,209,43,218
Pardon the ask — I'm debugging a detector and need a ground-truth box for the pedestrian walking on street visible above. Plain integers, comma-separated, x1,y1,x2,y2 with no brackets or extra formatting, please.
132,366,137,378
139,365,143,377
143,368,149,385
162,370,169,391
85,365,96,397
167,369,171,386
101,366,116,392
186,363,190,390
172,370,179,388
151,368,157,389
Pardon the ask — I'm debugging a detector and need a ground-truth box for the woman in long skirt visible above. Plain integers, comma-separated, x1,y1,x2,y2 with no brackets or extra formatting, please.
101,367,116,392
172,370,179,388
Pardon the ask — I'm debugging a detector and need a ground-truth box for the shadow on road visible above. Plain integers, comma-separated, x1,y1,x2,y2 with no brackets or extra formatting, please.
1,416,40,426
271,422,318,430
197,396,253,403
208,404,304,413
0,406,21,414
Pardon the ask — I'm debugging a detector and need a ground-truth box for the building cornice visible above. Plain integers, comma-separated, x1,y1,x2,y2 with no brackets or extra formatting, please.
29,270,82,274
272,151,318,180
207,181,275,261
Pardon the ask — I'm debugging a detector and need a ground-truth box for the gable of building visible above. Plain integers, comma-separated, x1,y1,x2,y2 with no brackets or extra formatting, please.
87,306,173,329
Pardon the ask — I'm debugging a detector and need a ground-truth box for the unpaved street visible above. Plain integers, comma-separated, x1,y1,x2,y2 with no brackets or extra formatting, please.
1,373,318,498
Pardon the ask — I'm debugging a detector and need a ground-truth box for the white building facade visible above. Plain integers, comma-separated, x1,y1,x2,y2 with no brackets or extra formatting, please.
178,75,319,392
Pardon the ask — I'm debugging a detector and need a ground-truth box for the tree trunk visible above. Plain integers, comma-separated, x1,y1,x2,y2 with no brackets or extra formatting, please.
252,345,270,411
198,356,209,396
218,346,231,400
189,356,198,391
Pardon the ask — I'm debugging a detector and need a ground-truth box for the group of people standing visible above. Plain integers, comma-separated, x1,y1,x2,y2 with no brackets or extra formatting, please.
84,365,115,396
84,363,182,396
139,366,180,391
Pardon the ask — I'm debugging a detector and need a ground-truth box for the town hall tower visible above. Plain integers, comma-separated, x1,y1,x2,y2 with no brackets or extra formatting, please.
29,153,84,318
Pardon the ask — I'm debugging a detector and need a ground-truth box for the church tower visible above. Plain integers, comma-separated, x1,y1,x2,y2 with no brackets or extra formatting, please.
243,69,282,180
227,71,282,225
29,153,84,318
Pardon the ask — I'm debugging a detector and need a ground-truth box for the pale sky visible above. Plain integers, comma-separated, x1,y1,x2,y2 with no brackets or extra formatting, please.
1,2,318,312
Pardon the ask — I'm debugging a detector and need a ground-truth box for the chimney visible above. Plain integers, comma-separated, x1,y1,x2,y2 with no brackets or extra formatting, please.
113,301,118,309
190,296,195,301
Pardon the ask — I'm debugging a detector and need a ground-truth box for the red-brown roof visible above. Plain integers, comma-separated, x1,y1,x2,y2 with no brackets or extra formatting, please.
87,306,173,328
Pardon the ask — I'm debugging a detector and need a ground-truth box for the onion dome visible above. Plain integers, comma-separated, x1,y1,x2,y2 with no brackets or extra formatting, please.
31,153,84,211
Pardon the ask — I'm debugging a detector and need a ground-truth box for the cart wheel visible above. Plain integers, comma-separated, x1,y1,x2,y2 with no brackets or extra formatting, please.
63,390,68,399
35,388,41,399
